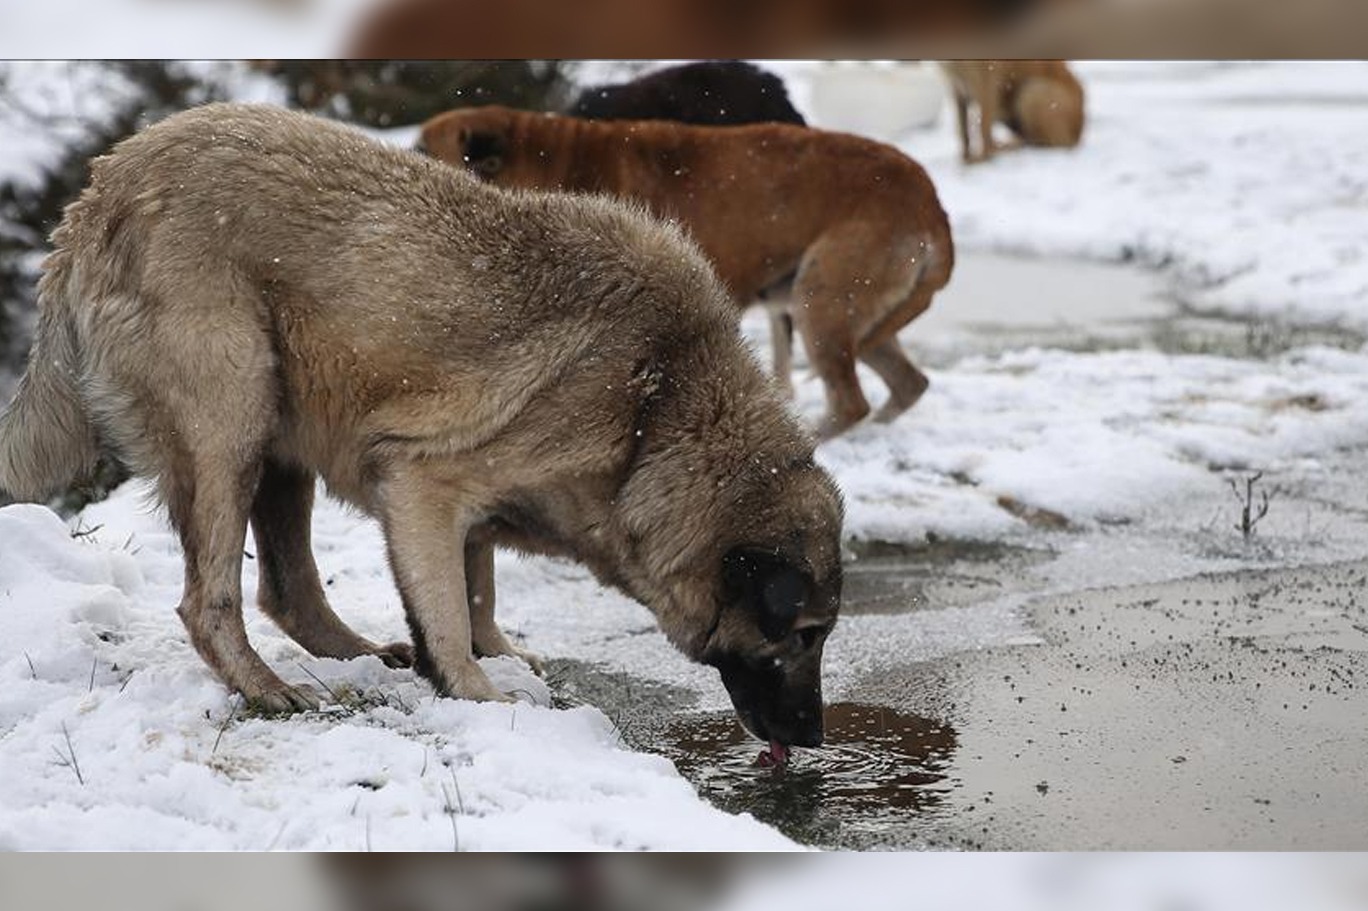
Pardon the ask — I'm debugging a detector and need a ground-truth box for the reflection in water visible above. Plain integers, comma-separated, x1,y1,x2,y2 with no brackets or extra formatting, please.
660,702,958,848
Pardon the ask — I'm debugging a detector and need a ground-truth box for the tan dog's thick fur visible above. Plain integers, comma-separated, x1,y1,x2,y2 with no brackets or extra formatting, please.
941,60,1085,164
419,107,954,439
0,104,843,748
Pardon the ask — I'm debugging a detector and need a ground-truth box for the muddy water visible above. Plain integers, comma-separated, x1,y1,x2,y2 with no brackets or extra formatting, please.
659,703,958,848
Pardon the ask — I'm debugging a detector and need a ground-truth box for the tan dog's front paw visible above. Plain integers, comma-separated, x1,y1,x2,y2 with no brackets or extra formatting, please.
440,659,517,704
508,644,546,677
241,680,320,715
474,629,546,676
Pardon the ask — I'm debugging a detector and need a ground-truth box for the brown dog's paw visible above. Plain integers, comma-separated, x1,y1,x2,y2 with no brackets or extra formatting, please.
374,641,415,669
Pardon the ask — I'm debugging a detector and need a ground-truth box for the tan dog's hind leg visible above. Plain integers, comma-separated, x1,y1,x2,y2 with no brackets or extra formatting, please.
170,451,318,714
466,538,545,676
380,475,512,703
123,288,319,714
251,460,414,669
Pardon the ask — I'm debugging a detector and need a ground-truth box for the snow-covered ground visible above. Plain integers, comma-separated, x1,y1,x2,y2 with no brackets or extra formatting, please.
3,62,1368,849
0,498,794,850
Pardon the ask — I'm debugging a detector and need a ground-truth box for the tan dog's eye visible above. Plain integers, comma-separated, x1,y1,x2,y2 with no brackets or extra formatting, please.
470,155,502,178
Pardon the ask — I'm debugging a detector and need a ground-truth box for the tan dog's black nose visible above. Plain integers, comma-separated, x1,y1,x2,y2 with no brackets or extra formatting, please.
792,710,824,748
412,136,429,156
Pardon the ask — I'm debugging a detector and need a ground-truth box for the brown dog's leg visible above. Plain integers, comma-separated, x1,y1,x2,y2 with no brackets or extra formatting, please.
792,300,870,440
380,475,512,703
169,455,318,714
976,83,1000,162
860,339,929,424
466,537,544,675
768,309,796,398
251,459,413,669
953,90,974,163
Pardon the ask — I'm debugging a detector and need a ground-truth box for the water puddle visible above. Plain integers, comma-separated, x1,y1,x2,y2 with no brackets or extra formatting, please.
657,702,959,848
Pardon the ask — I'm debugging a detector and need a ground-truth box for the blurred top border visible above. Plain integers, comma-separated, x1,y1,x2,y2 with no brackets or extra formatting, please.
3,0,1367,58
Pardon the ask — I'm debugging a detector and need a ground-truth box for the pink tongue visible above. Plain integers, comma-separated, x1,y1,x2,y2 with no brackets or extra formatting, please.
767,740,790,765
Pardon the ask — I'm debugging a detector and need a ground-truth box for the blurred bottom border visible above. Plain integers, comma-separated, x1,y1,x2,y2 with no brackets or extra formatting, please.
0,853,1365,911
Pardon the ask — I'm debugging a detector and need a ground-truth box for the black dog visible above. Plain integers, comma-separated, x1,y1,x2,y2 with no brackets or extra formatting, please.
567,60,806,127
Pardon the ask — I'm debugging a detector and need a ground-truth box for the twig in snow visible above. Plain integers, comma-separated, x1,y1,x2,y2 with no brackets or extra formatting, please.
69,521,103,540
1228,471,1276,541
88,657,97,692
297,663,340,704
50,723,85,785
441,775,463,852
265,821,289,851
212,696,240,754
446,764,465,815
24,652,37,679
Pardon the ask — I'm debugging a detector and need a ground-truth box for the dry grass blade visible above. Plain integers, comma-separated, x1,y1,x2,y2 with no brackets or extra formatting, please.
297,663,340,704
50,722,85,785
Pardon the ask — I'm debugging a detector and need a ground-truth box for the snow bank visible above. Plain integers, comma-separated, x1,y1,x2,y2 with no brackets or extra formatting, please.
0,497,795,850
795,344,1368,543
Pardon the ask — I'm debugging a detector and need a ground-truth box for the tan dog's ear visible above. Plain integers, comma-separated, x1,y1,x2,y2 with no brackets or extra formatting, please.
463,130,506,179
722,547,809,642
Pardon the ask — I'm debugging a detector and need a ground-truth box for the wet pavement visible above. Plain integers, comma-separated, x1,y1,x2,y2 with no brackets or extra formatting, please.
857,559,1368,849
610,558,1368,850
913,251,1364,365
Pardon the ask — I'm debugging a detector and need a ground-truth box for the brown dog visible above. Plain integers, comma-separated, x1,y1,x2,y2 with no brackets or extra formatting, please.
350,0,1085,58
0,104,843,752
420,107,954,439
941,60,1085,164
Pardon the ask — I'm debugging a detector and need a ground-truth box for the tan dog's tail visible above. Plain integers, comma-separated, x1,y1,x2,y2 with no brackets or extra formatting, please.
0,252,99,502
1017,78,1084,148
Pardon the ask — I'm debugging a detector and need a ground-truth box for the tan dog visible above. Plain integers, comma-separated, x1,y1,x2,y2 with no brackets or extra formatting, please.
941,60,1085,164
0,104,843,752
419,107,954,439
